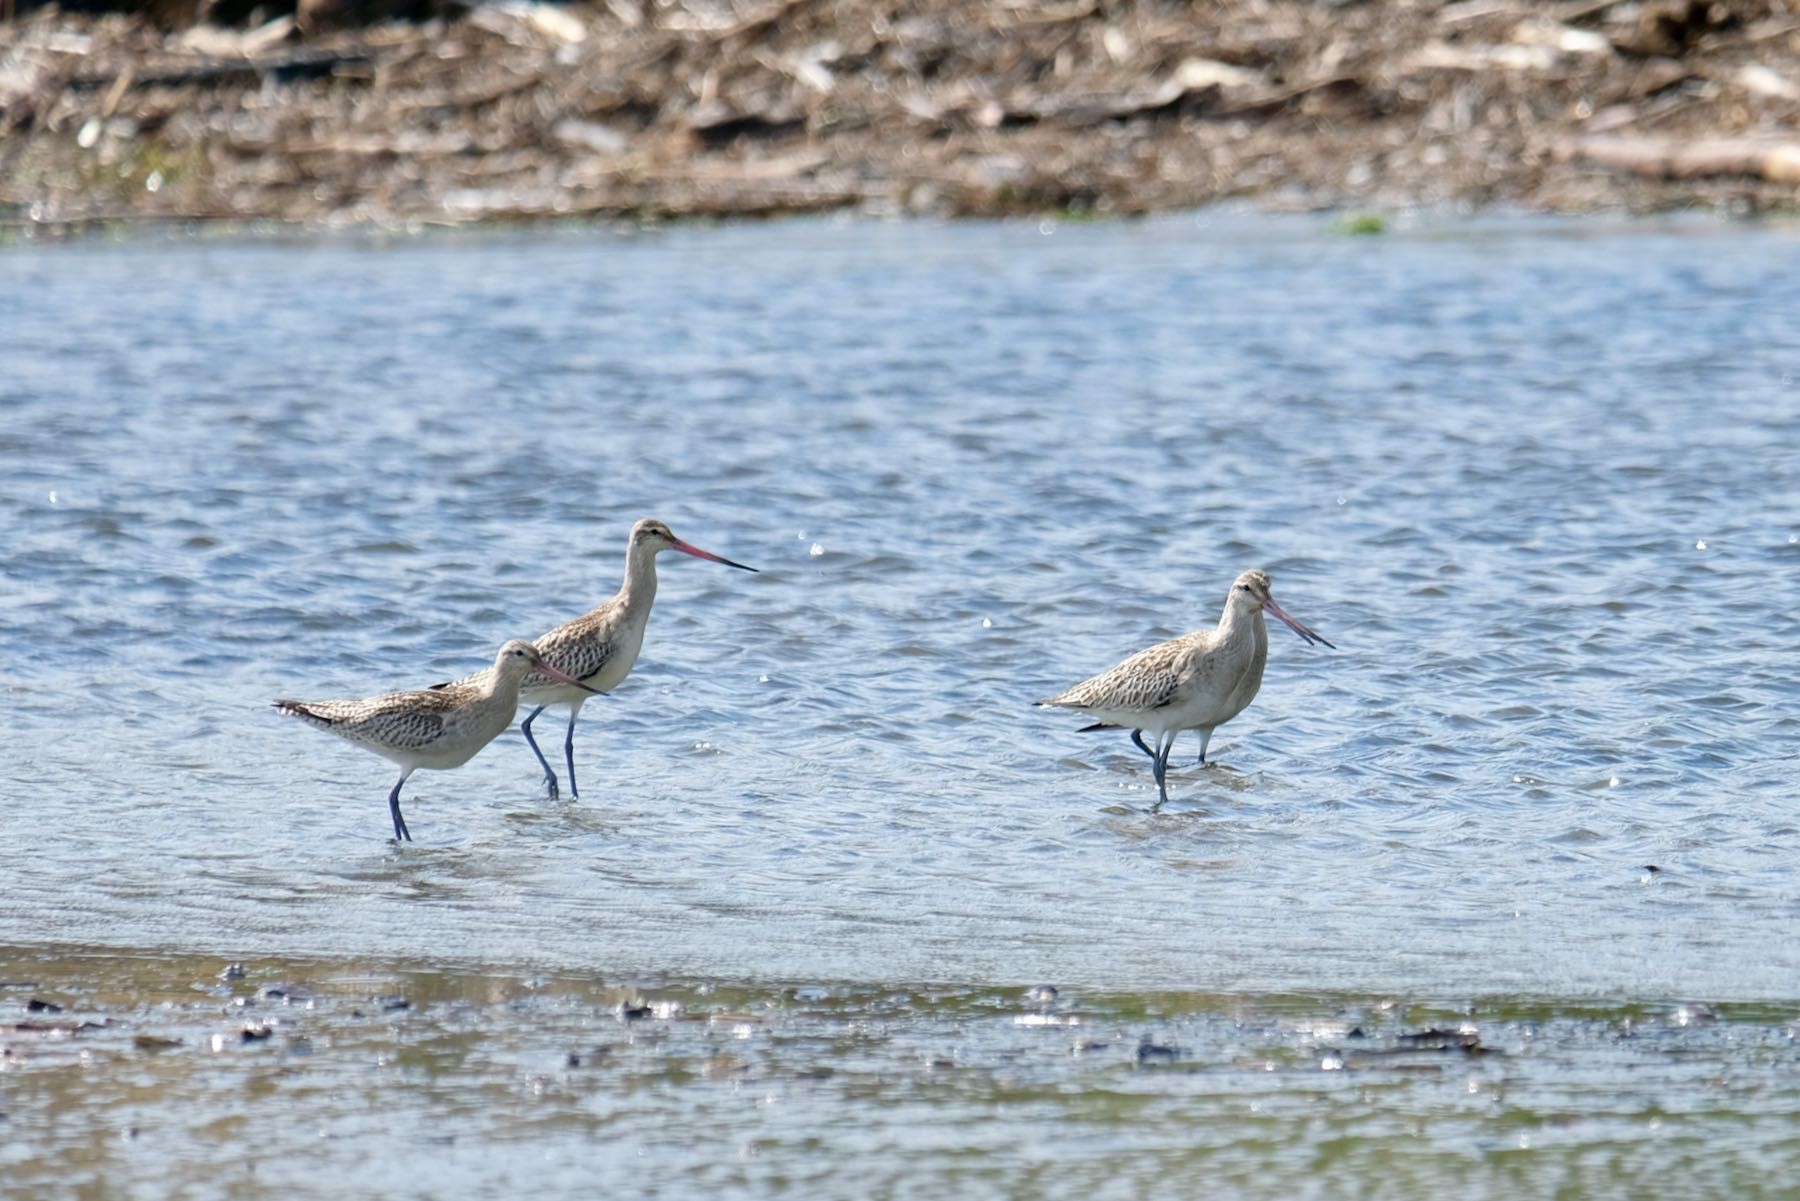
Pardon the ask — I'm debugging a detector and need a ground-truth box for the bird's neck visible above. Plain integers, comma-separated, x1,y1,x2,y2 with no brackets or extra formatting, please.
480,666,517,701
616,546,659,615
1216,601,1263,643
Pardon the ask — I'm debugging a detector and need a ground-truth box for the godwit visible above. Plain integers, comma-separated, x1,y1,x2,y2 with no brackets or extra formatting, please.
513,518,757,799
1036,570,1334,809
275,640,594,841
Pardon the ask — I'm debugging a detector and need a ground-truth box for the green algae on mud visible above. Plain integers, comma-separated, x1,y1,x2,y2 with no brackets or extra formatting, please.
5,946,1799,1200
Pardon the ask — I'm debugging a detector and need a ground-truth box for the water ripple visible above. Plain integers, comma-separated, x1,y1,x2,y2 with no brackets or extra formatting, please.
0,216,1795,1002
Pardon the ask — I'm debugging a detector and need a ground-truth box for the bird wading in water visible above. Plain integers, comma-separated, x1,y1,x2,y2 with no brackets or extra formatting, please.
1037,570,1334,809
277,640,595,841
504,518,757,799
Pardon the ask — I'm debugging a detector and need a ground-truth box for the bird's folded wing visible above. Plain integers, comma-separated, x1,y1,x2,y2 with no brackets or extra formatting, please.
1047,653,1184,712
533,627,613,685
334,693,451,748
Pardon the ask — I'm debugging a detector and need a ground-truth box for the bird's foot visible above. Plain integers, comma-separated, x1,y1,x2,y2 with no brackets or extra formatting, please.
542,773,560,801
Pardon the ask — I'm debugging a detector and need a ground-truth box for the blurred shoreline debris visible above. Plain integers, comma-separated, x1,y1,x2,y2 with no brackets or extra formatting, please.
1,0,1796,229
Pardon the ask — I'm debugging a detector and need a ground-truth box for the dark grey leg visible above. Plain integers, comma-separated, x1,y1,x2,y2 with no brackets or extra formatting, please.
521,705,559,799
1151,732,1175,812
1130,729,1157,762
387,776,413,842
563,711,580,800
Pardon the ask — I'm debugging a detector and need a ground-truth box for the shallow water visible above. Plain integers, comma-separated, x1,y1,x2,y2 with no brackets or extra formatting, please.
2,214,1798,1193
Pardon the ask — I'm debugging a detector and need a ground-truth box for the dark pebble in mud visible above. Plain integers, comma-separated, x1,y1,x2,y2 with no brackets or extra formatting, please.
240,1023,274,1041
262,985,315,1002
1396,1028,1482,1050
379,997,411,1012
218,964,247,981
1136,1041,1180,1063
568,1046,613,1068
134,1034,182,1052
24,999,63,1013
616,1002,653,1021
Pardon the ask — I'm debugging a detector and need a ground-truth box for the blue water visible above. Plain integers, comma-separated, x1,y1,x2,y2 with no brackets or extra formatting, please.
1,214,1797,1003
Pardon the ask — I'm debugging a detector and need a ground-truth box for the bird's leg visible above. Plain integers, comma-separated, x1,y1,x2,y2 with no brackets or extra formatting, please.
1151,731,1175,811
563,708,581,800
1196,727,1214,767
521,706,560,800
1130,729,1158,762
387,773,413,843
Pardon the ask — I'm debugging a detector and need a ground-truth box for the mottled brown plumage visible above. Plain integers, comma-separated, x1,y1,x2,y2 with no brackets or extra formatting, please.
511,518,757,799
276,639,590,841
1038,570,1334,808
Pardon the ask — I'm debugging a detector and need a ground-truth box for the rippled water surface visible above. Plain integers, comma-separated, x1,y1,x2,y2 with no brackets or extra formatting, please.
2,215,1797,1195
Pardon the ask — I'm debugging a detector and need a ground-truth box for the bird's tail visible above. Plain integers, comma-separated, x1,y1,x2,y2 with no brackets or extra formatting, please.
273,700,338,729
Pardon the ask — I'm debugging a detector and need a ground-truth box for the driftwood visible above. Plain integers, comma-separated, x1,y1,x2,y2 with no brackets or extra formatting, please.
1559,135,1800,183
66,49,372,92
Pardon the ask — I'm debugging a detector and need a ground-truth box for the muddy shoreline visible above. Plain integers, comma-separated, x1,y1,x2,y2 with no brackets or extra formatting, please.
7,945,1799,1199
2,0,1797,230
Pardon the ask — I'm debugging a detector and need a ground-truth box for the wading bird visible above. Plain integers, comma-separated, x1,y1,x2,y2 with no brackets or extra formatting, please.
1036,570,1334,809
512,518,757,799
276,640,593,841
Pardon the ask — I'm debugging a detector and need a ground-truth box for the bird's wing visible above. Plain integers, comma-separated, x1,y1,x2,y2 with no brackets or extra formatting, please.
1039,639,1188,713
532,611,615,685
356,701,450,750
426,604,623,693
278,689,454,749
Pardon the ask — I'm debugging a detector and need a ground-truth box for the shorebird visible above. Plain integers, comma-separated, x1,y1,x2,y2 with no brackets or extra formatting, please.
512,518,757,799
1036,570,1334,809
275,640,594,841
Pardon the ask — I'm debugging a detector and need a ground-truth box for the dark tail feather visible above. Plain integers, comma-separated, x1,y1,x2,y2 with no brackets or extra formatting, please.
1077,722,1117,732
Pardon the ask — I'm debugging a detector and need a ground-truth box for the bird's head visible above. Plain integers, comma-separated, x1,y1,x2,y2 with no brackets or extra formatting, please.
1228,570,1335,649
629,518,757,571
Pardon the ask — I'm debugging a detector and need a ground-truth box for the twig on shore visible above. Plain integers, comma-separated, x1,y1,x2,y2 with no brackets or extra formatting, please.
67,50,373,93
1558,134,1800,182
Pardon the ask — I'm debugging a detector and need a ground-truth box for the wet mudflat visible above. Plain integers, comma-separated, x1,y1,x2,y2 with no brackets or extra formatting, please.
4,949,1798,1200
